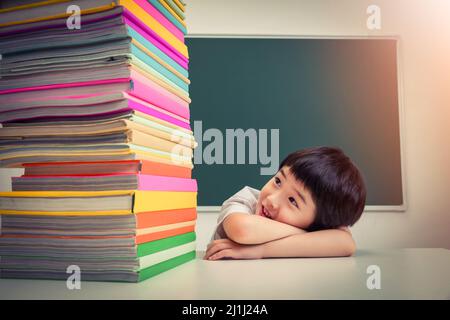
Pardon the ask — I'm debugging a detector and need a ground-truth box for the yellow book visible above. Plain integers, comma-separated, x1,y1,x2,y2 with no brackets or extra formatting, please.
0,118,195,148
1,148,192,167
1,131,193,158
0,190,197,215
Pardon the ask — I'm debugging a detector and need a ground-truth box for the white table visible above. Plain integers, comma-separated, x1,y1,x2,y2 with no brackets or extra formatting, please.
0,248,449,299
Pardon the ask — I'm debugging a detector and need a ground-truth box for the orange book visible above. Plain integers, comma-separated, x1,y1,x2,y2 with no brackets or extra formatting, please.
136,207,196,228
23,160,191,178
136,225,195,244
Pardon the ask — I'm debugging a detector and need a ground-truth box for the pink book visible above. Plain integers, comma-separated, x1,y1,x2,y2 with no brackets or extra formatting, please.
0,73,191,121
0,85,191,130
130,68,190,119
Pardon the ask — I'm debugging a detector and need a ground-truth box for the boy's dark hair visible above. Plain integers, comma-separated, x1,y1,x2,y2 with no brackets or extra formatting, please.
279,146,366,231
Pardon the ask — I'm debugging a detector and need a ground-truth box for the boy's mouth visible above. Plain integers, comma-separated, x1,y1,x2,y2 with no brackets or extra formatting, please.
261,205,272,219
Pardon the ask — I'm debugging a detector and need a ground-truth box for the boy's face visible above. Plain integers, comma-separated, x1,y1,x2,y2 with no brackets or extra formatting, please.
256,166,316,229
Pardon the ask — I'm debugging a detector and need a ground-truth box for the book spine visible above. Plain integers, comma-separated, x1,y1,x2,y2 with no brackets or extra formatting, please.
148,0,186,34
133,190,196,212
129,69,190,120
121,4,188,60
124,15,187,69
137,174,197,191
140,160,191,178
136,207,196,228
0,79,131,95
126,98,191,130
135,224,195,244
133,0,185,40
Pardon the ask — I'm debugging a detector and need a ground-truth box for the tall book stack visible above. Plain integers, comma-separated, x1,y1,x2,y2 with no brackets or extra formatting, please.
0,0,197,282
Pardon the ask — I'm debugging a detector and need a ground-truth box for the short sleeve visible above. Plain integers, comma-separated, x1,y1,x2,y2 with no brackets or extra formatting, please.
210,186,260,241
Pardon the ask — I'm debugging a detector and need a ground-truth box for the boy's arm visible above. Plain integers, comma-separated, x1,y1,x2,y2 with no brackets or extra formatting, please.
205,227,355,260
261,227,356,258
222,212,307,244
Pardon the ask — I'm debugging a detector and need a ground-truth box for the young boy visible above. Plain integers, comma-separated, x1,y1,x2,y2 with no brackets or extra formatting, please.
204,146,366,260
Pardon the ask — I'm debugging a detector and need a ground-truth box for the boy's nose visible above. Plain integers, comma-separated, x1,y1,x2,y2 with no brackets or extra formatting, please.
266,199,279,214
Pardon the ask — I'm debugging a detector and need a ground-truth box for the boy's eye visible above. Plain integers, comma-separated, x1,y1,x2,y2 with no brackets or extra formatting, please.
289,197,299,208
274,177,281,186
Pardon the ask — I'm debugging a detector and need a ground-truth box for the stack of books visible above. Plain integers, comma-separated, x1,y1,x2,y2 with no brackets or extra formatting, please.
0,0,197,282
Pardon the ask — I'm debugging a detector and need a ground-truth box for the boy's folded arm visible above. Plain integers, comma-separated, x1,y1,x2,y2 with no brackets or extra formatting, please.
222,212,306,244
261,228,356,258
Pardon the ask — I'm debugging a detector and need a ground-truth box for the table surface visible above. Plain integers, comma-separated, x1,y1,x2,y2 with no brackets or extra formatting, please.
1,248,449,300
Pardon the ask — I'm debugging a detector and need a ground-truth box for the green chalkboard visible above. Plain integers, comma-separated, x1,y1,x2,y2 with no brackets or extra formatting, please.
187,37,403,208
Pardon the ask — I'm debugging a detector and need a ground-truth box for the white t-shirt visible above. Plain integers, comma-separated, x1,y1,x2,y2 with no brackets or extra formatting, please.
211,186,260,241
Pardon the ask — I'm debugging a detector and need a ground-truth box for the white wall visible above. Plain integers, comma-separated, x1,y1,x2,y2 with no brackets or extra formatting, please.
1,0,449,251
185,0,450,250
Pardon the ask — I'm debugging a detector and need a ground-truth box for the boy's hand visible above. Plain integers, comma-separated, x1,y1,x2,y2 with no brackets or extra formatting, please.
204,239,264,260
